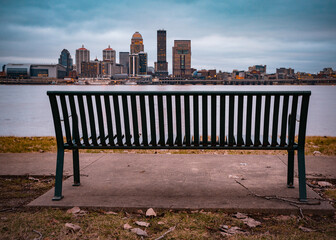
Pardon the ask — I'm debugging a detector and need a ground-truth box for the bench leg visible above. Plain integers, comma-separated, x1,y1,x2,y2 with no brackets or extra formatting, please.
287,150,294,188
298,148,307,202
53,148,64,201
73,149,80,186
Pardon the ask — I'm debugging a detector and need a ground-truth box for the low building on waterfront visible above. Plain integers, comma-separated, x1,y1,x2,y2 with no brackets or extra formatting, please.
4,63,66,79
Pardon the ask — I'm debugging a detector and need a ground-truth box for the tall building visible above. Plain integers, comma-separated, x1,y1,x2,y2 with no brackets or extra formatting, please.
138,52,148,75
276,68,294,79
129,54,139,76
75,45,90,75
130,32,144,54
155,30,168,77
119,52,130,74
103,45,116,64
248,65,266,74
172,40,191,77
58,49,73,76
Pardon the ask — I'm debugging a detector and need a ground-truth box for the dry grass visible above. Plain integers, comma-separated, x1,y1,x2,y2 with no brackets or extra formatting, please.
0,177,335,239
0,136,335,155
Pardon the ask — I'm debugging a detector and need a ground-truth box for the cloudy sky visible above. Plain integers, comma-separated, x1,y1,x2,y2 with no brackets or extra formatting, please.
1,0,335,73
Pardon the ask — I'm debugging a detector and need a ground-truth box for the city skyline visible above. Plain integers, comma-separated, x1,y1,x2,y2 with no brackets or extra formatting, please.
0,0,335,73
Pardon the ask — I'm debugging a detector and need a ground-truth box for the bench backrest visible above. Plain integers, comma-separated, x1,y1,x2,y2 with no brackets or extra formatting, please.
47,91,311,149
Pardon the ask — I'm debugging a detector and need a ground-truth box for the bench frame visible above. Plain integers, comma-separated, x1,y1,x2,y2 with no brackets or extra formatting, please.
47,91,311,202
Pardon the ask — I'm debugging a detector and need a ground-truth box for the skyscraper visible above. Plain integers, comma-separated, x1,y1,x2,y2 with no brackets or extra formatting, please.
130,32,144,54
155,30,168,77
58,49,73,76
138,52,148,75
129,53,139,76
119,52,130,74
103,45,116,64
75,45,90,75
172,40,191,77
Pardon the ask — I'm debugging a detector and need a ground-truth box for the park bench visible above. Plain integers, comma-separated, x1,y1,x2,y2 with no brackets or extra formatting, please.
47,91,311,202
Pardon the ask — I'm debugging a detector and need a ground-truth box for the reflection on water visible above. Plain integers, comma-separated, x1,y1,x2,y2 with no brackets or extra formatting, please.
0,84,335,136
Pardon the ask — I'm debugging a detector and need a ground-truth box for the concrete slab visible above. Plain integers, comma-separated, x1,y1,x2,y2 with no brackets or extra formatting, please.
29,154,334,214
0,153,104,176
278,155,336,179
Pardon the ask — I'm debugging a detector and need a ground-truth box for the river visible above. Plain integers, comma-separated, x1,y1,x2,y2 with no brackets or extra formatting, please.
0,84,335,136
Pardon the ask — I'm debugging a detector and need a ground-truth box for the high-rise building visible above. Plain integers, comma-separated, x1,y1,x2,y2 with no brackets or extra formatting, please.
119,52,130,74
129,54,139,76
130,32,144,54
75,45,90,75
58,49,73,76
172,40,191,77
248,65,266,74
276,68,294,79
155,30,168,77
138,52,148,75
103,45,116,64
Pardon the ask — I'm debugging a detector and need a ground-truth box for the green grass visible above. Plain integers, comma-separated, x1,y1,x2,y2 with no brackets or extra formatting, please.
1,136,335,155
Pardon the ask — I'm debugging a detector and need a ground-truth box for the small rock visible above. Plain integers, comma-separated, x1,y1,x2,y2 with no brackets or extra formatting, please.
39,149,44,153
299,226,315,232
191,210,199,213
234,212,248,219
123,223,132,230
65,223,81,232
1,217,8,220
157,221,165,225
146,208,157,217
131,228,148,237
135,221,150,227
318,181,333,187
66,207,81,214
242,217,261,228
313,151,322,156
105,211,118,215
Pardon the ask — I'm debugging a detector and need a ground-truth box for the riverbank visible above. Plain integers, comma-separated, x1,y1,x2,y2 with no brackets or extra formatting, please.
1,136,335,155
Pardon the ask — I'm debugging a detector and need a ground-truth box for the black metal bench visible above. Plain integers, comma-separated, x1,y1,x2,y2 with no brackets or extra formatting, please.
48,91,311,201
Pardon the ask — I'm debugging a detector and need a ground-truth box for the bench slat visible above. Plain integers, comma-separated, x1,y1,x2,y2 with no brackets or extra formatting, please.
104,95,115,146
202,95,208,146
280,95,289,147
237,95,244,146
211,95,217,146
69,95,80,145
148,95,157,146
167,94,174,146
122,95,132,146
86,95,98,146
60,95,72,145
140,95,148,146
78,95,89,146
288,95,298,147
176,94,182,146
158,95,165,147
245,95,253,146
113,95,123,146
184,94,191,146
254,95,262,146
95,95,106,146
271,95,280,146
131,95,140,146
228,95,234,146
193,94,199,146
263,95,271,146
219,95,226,146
